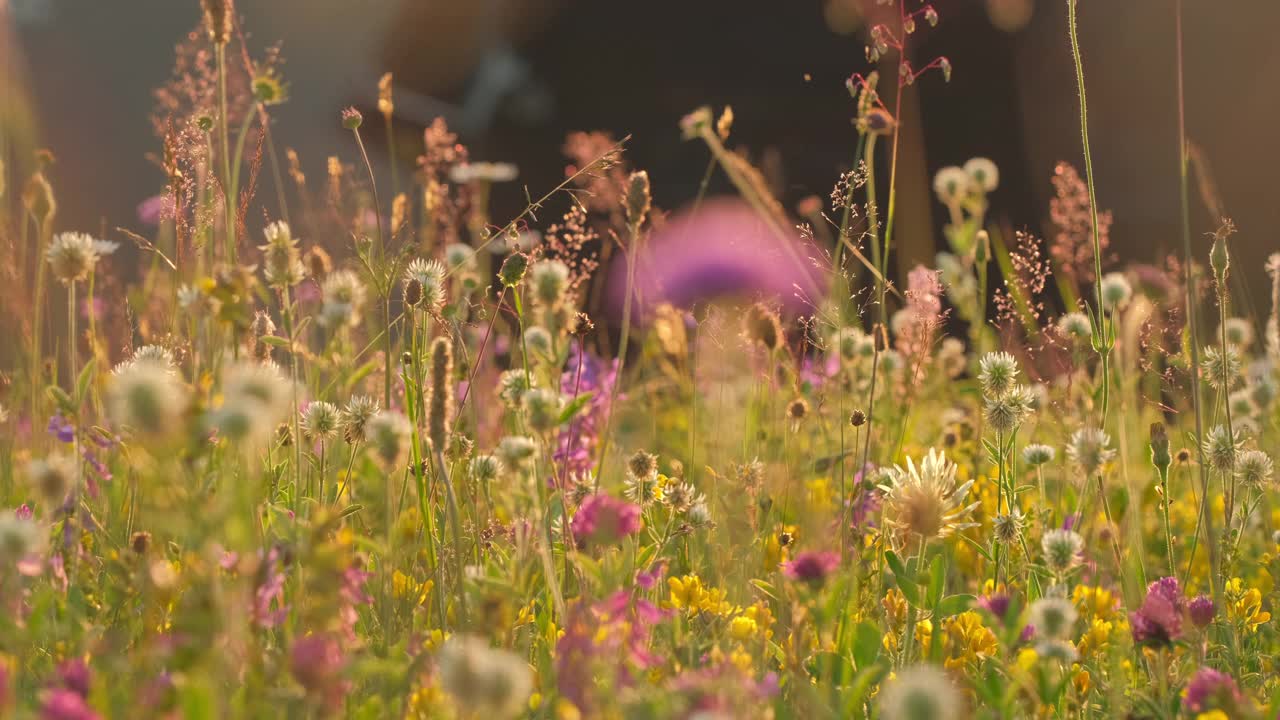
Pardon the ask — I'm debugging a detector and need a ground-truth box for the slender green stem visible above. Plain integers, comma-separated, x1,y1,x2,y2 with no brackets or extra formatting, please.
594,220,642,487
217,43,235,263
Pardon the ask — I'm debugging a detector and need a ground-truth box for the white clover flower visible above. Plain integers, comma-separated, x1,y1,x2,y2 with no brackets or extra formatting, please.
448,162,518,185
880,664,963,720
1066,426,1115,476
47,231,115,284
107,358,189,437
496,435,538,470
879,448,978,542
445,242,476,271
1202,424,1242,473
301,401,341,442
1201,345,1241,390
497,370,533,409
319,270,367,328
529,260,571,307
341,395,379,444
977,352,1019,399
0,513,43,563
1041,529,1084,573
212,361,295,445
404,258,447,311
469,454,503,483
1028,596,1078,640
1222,317,1254,349
1235,449,1273,487
437,634,532,719
26,453,78,505
1022,443,1056,466
521,388,563,434
932,166,971,206
258,220,305,288
366,410,412,469
523,326,553,358
1057,311,1092,341
963,157,999,193
1100,272,1132,311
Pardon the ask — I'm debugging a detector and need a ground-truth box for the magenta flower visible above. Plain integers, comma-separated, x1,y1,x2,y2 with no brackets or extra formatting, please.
290,634,348,706
570,494,642,546
1188,594,1216,629
1130,576,1185,645
782,550,840,586
606,198,824,320
977,592,1011,621
39,689,100,720
1183,667,1242,714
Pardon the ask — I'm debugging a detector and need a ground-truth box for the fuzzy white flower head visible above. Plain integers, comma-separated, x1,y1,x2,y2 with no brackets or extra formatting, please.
26,453,78,505
1222,317,1254,349
1057,312,1092,342
496,436,538,470
1235,449,1273,487
1022,443,1056,466
404,258,447,311
448,162,519,185
469,454,503,483
963,157,999,193
340,395,379,444
1066,426,1115,476
301,401,341,442
259,221,305,288
879,664,963,720
529,260,571,306
47,232,115,285
0,512,44,563
1027,596,1078,641
497,369,533,409
984,384,1034,433
977,352,1019,399
1202,424,1242,473
879,349,905,375
523,326,553,358
1100,272,1132,311
834,327,868,363
521,387,563,434
879,448,979,542
366,411,411,469
445,242,477,271
1201,345,1241,391
932,166,971,206
937,337,967,379
320,270,367,328
437,634,532,719
212,361,295,445
1041,528,1084,573
107,358,189,437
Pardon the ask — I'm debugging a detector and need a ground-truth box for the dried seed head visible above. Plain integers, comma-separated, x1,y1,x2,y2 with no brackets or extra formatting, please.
427,337,454,450
499,252,529,288
341,107,363,131
377,72,394,119
201,0,232,45
850,409,867,427
624,170,652,227
744,303,784,351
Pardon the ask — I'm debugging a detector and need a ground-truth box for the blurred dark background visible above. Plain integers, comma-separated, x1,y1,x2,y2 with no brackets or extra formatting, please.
4,0,1279,293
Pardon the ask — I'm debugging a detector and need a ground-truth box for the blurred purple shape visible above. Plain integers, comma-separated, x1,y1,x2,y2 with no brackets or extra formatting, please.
608,198,823,319
136,195,174,227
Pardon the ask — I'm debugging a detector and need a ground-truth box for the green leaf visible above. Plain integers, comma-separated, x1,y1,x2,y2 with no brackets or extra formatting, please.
46,385,75,413
852,621,881,669
259,335,291,347
558,391,596,424
927,553,945,608
75,357,96,405
805,652,853,686
935,593,976,617
884,550,914,584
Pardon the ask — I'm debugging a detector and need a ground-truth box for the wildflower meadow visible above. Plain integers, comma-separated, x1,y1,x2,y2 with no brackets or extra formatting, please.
2,1,1279,718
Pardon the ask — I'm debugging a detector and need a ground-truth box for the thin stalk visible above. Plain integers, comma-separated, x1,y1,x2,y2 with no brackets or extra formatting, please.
594,219,642,487
1066,0,1112,423
216,43,235,262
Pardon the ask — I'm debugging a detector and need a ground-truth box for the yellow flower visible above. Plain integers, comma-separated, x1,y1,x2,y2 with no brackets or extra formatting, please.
667,575,735,616
1076,618,1113,659
392,570,433,606
1071,665,1091,696
729,615,759,641
882,588,908,629
1225,577,1271,633
1195,712,1229,720
1072,585,1118,620
743,602,775,639
1015,648,1039,673
764,524,797,572
941,611,997,669
729,645,753,673
807,477,835,511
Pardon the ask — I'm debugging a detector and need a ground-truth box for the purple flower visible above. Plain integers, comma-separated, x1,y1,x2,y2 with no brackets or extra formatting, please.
39,689,100,720
47,414,75,444
782,550,840,586
570,494,642,546
55,659,90,698
1188,594,1216,629
1183,667,1242,714
1130,576,1185,645
290,634,348,706
606,198,824,320
16,505,33,521
136,195,174,227
978,593,1011,620
635,561,667,590
555,347,619,477
252,549,288,629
